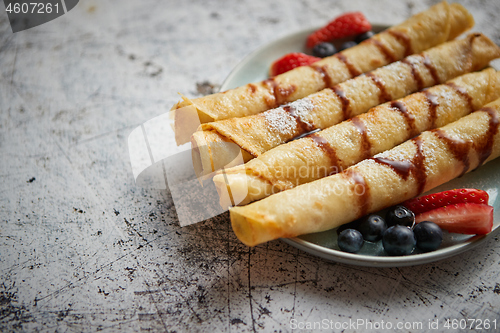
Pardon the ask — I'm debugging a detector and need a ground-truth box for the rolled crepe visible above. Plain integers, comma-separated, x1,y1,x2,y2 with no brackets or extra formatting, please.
174,1,474,144
214,68,500,207
193,33,500,176
230,98,500,246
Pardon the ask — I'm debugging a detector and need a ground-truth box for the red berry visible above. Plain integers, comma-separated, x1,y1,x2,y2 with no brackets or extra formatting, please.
415,203,493,235
306,12,371,48
402,188,489,215
269,52,320,77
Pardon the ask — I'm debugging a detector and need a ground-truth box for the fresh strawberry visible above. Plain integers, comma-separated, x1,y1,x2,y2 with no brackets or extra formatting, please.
403,188,489,215
306,12,371,48
415,203,493,235
269,53,320,77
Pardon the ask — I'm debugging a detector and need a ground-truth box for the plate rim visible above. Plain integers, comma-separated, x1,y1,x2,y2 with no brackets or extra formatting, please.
281,229,500,267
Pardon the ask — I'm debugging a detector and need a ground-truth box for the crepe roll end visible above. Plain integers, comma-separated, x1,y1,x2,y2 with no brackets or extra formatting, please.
191,130,253,180
448,3,475,40
469,33,500,71
213,169,276,208
230,207,282,247
173,97,215,146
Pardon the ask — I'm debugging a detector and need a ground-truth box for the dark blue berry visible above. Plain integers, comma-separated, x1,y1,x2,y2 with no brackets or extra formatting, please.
312,42,337,58
355,31,374,43
382,225,416,256
358,214,387,242
413,221,443,252
337,217,364,235
339,41,358,51
338,229,364,253
386,205,415,228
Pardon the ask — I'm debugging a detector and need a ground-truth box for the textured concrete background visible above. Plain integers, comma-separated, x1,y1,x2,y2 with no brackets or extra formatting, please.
1,0,500,331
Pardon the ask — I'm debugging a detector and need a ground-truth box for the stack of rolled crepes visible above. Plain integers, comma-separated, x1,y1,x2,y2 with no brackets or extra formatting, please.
174,1,473,145
230,97,500,246
170,1,500,246
215,68,500,208
193,33,500,177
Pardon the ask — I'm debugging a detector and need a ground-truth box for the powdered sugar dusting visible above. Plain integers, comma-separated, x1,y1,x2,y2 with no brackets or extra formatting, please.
289,98,315,123
374,140,416,161
435,86,456,104
264,107,297,135
404,54,423,65
264,98,315,135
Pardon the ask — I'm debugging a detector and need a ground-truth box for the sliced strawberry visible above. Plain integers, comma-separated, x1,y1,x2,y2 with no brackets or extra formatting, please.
306,12,371,48
269,53,320,77
415,203,493,235
403,188,489,215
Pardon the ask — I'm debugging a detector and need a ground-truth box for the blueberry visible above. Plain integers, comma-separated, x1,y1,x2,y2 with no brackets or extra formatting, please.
382,225,416,256
312,42,337,58
355,31,374,43
357,214,387,242
336,217,363,235
413,221,443,252
386,205,415,228
339,41,358,51
338,229,364,253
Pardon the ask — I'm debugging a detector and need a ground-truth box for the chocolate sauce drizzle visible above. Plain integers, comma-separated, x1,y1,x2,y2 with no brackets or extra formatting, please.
350,117,371,160
401,58,424,91
309,134,340,175
310,64,333,88
446,82,474,112
263,78,278,107
365,72,392,104
368,106,499,201
263,78,297,108
283,105,316,133
372,158,413,180
332,86,351,119
390,101,418,138
412,137,427,195
387,30,413,57
476,107,500,167
343,169,370,217
432,128,471,177
422,90,440,129
366,39,397,63
430,106,498,178
372,136,427,195
422,54,440,84
335,53,361,78
248,83,258,94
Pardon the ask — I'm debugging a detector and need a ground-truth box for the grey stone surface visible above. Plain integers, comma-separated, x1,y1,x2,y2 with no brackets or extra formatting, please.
1,0,500,331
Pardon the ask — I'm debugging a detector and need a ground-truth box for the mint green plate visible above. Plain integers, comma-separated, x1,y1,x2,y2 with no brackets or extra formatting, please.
220,26,500,267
